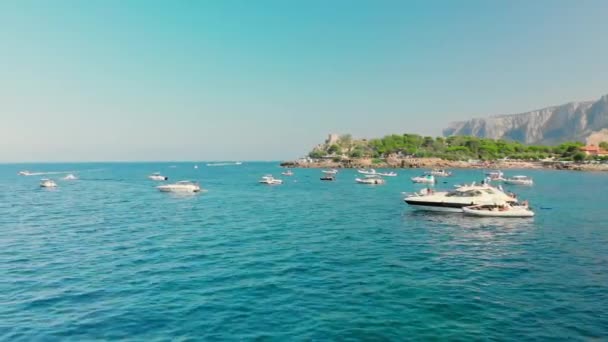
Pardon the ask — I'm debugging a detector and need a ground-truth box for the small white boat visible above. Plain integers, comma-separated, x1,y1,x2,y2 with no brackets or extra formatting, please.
503,175,533,186
356,175,385,185
207,162,243,167
377,171,398,177
357,168,377,175
40,179,57,188
281,170,294,176
259,175,283,185
18,170,33,176
462,203,534,217
148,172,168,181
63,174,78,180
411,175,436,184
425,169,452,177
157,180,201,193
322,169,338,175
486,170,504,180
194,165,199,169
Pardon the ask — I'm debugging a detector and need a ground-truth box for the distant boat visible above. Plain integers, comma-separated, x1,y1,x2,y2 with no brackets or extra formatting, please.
63,174,78,180
503,175,533,186
425,169,452,177
377,171,398,177
281,170,294,176
259,175,283,185
356,175,385,185
40,179,57,188
157,181,201,193
18,170,33,176
411,175,436,184
357,168,377,175
322,169,338,174
148,172,168,181
207,162,243,167
194,165,199,169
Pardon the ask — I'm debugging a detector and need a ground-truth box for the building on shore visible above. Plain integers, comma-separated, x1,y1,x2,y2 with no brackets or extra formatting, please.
580,145,608,157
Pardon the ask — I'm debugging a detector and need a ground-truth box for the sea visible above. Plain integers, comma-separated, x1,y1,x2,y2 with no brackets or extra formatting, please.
1,162,607,340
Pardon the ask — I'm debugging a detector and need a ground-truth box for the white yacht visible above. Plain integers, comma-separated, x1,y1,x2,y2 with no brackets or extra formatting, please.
281,170,294,176
40,179,58,188
463,203,534,217
356,175,385,184
63,174,78,180
259,175,283,185
503,175,533,186
377,171,398,177
357,168,377,175
157,181,201,193
425,169,452,177
404,183,517,212
148,172,168,181
411,175,436,184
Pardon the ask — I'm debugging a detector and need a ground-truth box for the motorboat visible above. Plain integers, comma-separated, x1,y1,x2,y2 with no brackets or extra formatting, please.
18,170,33,176
63,174,78,180
503,175,533,186
207,162,242,166
148,172,168,181
281,170,294,176
40,179,57,188
377,171,398,177
320,175,335,181
425,169,452,177
404,183,518,212
356,175,385,185
463,203,534,217
259,175,283,185
486,170,504,181
322,169,338,175
411,175,436,184
357,168,377,175
157,181,201,193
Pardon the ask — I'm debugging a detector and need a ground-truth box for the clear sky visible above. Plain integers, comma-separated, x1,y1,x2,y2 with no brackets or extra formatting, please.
1,0,607,162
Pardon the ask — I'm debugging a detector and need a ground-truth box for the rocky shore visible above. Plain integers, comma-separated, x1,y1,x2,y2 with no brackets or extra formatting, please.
280,157,608,172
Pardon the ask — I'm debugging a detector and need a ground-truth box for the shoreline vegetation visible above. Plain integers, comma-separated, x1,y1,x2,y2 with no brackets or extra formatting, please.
281,134,608,172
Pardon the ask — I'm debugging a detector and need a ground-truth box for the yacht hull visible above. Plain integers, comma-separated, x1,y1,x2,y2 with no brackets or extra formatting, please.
404,200,468,213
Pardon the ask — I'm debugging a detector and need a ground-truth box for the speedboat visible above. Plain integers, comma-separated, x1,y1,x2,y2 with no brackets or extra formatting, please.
377,171,398,177
320,175,335,181
63,174,78,180
157,181,201,193
463,203,534,217
322,169,338,175
411,175,436,184
148,172,168,181
357,168,377,175
259,175,283,185
281,170,294,176
18,170,33,176
425,169,452,177
356,175,385,185
503,175,533,186
486,170,504,181
404,183,518,212
40,179,57,188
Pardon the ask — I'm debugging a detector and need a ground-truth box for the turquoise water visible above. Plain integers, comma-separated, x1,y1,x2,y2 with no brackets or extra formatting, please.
1,163,607,340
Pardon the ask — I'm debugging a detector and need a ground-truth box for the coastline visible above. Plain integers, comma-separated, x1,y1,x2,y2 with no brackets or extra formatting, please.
280,157,608,172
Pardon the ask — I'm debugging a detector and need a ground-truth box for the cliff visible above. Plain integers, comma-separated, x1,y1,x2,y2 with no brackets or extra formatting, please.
443,94,608,145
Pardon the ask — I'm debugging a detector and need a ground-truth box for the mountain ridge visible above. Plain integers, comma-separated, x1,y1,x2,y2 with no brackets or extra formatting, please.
443,94,608,145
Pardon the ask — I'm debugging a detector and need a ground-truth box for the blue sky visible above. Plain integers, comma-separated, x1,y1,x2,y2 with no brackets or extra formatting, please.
1,0,607,161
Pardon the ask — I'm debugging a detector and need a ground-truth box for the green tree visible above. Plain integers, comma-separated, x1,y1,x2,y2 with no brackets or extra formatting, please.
573,152,586,162
327,144,340,154
599,141,608,150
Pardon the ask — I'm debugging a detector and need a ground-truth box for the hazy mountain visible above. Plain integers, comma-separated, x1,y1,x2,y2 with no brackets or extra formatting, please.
443,94,608,145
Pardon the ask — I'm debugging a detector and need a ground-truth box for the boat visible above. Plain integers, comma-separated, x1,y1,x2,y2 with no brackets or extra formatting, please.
357,168,377,175
425,169,452,177
194,165,199,169
485,170,504,180
320,175,335,181
63,174,78,180
411,175,436,184
503,175,533,186
157,181,201,193
148,172,168,181
207,162,242,167
281,170,294,176
40,179,57,188
356,175,385,184
377,171,398,177
259,175,283,185
404,183,518,212
322,169,338,175
18,170,33,176
462,203,534,217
